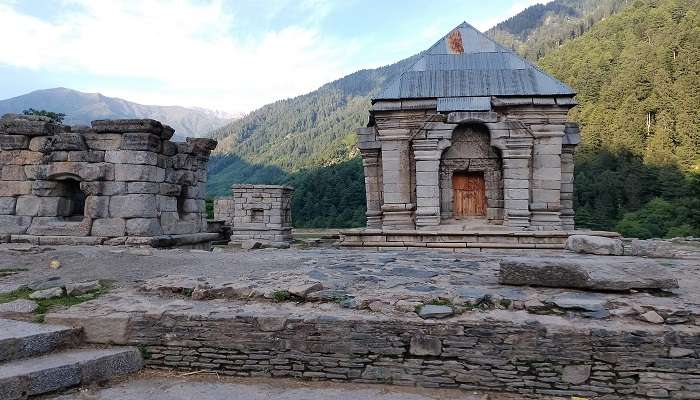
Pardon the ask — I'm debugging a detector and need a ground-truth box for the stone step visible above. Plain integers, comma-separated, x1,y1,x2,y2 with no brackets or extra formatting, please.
0,346,143,400
0,319,81,363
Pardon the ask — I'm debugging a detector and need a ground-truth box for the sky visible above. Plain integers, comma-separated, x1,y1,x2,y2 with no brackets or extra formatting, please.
0,0,543,114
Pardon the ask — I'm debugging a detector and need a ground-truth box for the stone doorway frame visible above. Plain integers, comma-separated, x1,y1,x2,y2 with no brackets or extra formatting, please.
413,112,534,229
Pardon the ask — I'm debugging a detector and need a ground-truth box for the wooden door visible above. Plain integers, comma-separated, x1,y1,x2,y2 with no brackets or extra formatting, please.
453,172,486,217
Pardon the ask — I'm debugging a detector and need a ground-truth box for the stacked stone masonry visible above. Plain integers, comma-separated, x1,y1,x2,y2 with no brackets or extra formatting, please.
216,184,294,244
0,113,217,245
108,311,700,399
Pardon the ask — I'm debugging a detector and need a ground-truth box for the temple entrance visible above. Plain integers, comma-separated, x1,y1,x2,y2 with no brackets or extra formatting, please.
452,172,486,218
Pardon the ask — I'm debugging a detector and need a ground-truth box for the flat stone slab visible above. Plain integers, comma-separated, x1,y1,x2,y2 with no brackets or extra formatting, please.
0,299,38,321
0,347,143,400
0,318,80,362
499,258,679,291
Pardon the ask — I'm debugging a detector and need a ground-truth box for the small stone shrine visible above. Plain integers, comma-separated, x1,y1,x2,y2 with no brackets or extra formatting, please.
0,113,217,247
215,184,293,245
343,22,589,249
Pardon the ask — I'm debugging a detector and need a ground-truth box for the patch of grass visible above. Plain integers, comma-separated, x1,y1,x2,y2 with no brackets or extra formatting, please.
0,287,32,303
182,288,194,297
0,283,110,321
137,344,152,360
0,268,28,278
272,290,292,302
427,298,453,307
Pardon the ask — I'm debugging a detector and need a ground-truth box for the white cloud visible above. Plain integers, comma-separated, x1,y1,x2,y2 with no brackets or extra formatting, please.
473,0,545,31
0,0,354,113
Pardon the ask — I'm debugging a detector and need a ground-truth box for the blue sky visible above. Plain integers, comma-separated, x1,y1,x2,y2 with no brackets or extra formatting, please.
0,0,542,113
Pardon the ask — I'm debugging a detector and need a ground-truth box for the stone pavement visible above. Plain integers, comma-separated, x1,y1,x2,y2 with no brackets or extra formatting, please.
1,243,699,324
47,371,559,400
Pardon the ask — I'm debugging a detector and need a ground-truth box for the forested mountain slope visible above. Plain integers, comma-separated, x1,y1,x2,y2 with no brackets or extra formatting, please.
538,0,700,236
487,0,628,60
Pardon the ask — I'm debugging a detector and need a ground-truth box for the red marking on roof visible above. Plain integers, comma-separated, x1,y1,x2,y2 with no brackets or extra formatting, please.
447,29,464,54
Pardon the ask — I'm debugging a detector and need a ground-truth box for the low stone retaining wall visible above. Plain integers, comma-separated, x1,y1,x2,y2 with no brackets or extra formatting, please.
49,305,700,399
340,229,621,251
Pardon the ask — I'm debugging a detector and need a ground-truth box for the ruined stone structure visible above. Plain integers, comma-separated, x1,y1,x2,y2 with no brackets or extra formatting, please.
0,113,217,247
215,184,293,245
355,23,580,236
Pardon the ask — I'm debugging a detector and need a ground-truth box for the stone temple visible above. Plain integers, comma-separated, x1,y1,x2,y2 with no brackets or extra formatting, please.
0,113,218,247
342,23,591,250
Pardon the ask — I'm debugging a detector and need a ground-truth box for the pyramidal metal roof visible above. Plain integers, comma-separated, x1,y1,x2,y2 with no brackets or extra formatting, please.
374,22,575,102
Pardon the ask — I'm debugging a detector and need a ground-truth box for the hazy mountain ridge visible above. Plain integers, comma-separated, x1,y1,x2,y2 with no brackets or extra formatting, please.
0,87,234,140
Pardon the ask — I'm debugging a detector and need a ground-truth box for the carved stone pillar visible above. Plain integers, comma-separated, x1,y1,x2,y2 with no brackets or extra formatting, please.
501,140,532,229
413,139,442,228
379,132,414,230
358,127,382,228
529,124,565,230
360,148,382,228
560,145,575,231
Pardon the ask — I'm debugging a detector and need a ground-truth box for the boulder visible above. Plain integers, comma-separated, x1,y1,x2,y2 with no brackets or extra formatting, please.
562,365,591,385
565,235,624,256
65,281,101,296
409,335,442,356
417,305,453,319
628,239,678,258
499,258,678,291
640,310,664,324
29,286,64,300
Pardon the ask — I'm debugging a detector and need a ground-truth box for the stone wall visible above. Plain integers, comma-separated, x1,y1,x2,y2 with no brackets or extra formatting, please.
85,309,700,399
227,184,294,244
0,114,217,246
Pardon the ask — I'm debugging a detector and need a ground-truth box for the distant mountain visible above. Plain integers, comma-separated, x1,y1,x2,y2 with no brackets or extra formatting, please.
0,88,235,141
207,0,628,197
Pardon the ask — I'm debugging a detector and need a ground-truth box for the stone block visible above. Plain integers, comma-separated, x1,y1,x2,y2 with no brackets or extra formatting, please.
499,257,678,291
80,181,126,196
40,133,86,151
83,133,122,151
0,135,29,150
532,189,560,203
533,167,561,181
161,141,177,156
416,185,439,198
109,194,157,218
157,196,177,212
105,150,157,165
0,215,32,234
182,184,205,199
32,162,114,181
0,197,16,214
28,136,51,151
0,181,32,196
92,118,163,134
120,132,161,152
1,165,26,181
165,170,195,185
126,218,162,236
15,196,70,216
27,217,91,236
67,150,105,163
0,114,61,136
0,150,43,165
409,335,442,356
504,188,528,200
114,164,165,182
91,218,126,237
565,235,624,256
159,183,181,196
85,196,110,218
628,239,678,258
127,182,160,194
